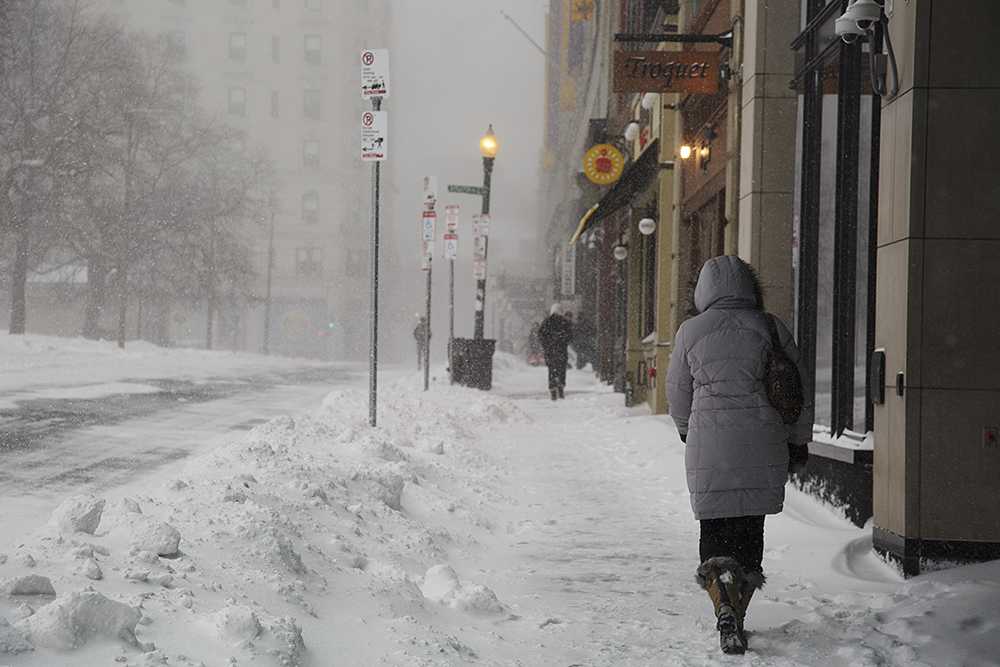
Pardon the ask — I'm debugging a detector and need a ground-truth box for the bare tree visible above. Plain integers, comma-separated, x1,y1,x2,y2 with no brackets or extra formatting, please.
0,0,124,334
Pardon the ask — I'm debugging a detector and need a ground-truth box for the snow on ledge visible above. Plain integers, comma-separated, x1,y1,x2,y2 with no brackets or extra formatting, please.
811,425,874,451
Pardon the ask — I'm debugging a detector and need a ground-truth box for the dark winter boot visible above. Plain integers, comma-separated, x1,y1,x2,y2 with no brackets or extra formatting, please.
550,388,558,401
557,386,565,399
696,557,748,655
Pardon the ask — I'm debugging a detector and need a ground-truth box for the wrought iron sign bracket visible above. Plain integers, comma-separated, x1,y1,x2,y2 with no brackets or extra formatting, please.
614,31,733,49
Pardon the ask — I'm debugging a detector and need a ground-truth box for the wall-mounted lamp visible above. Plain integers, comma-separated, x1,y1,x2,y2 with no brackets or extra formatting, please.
640,92,658,111
699,144,711,160
679,144,693,160
613,244,628,261
624,121,640,142
638,217,656,236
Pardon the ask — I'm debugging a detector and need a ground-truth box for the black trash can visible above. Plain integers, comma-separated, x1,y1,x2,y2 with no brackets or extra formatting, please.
450,338,496,390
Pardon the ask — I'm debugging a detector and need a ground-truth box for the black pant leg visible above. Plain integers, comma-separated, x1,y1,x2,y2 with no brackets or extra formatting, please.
556,361,567,387
700,518,732,563
547,364,557,389
739,516,765,574
700,516,765,573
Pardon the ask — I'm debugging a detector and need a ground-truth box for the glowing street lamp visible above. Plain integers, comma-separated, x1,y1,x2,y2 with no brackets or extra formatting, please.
480,124,498,159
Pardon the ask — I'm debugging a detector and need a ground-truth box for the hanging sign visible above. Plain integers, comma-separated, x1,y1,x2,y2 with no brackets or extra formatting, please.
561,243,577,297
444,205,459,233
472,215,487,260
582,144,626,185
613,50,720,94
421,239,432,271
473,214,490,238
421,210,436,242
473,259,487,280
360,49,390,98
361,111,387,161
444,233,458,260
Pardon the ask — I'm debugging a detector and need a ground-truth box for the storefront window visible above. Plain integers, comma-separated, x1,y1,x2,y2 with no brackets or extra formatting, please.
793,9,879,437
814,52,839,427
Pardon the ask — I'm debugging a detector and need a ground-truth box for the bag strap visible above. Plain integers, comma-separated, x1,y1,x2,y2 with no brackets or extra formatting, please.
764,313,782,350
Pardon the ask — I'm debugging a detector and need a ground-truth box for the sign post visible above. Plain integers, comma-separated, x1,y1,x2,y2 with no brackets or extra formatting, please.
421,178,436,392
444,204,459,383
361,49,389,427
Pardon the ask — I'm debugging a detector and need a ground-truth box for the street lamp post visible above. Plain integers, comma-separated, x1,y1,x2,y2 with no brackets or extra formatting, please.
475,125,497,339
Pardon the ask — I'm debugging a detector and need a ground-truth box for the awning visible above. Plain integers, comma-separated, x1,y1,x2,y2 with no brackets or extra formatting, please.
569,138,661,245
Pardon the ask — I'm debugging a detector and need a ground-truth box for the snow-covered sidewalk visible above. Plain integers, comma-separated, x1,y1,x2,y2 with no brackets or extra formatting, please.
1,357,999,665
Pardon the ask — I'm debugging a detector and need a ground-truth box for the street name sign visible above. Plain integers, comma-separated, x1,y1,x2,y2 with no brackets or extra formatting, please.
361,111,387,161
613,50,720,94
447,184,488,196
361,50,390,98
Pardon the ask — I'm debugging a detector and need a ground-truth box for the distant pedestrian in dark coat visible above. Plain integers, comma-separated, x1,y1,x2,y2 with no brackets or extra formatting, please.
571,313,596,370
413,315,430,370
666,255,813,655
537,303,573,400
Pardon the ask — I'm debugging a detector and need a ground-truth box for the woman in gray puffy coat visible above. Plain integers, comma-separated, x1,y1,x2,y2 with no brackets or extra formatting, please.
667,255,812,654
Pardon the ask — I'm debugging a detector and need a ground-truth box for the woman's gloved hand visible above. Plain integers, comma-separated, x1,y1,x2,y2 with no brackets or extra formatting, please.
787,443,809,475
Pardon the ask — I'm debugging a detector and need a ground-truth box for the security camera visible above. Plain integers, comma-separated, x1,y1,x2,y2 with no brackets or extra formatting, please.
849,0,883,29
835,14,866,41
837,0,883,38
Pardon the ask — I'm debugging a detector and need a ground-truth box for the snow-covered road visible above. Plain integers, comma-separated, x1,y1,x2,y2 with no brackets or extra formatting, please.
0,377,351,542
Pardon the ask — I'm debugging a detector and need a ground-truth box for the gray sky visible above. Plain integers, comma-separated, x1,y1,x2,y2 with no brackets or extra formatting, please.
386,0,547,343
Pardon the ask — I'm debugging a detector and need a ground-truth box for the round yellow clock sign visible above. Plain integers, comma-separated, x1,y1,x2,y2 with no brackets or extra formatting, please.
582,143,625,185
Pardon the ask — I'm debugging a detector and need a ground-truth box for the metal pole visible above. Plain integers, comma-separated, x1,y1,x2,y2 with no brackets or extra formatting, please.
368,97,382,427
263,213,274,354
424,258,432,391
474,156,493,339
448,258,455,384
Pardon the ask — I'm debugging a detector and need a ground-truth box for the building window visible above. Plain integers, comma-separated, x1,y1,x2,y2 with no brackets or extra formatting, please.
271,36,280,64
304,35,321,65
169,0,185,5
227,87,246,117
303,88,321,120
295,248,322,277
304,0,321,10
270,91,279,118
228,32,247,61
230,0,247,6
303,140,320,168
302,190,319,223
792,11,881,437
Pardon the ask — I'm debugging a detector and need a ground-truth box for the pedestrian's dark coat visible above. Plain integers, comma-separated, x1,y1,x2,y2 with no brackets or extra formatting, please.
413,320,429,344
537,313,573,365
666,256,814,520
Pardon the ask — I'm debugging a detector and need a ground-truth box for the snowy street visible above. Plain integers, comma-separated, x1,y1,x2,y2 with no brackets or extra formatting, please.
2,354,998,666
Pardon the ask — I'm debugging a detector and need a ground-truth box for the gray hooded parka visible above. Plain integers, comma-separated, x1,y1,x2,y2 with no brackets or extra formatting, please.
667,256,813,520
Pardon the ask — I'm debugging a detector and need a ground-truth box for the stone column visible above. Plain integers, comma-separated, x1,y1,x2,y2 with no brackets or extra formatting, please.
873,0,1000,574
737,0,800,322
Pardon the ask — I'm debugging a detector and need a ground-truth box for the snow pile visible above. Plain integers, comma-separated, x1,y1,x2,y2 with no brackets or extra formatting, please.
420,565,505,616
47,495,106,535
17,591,143,651
0,375,523,665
